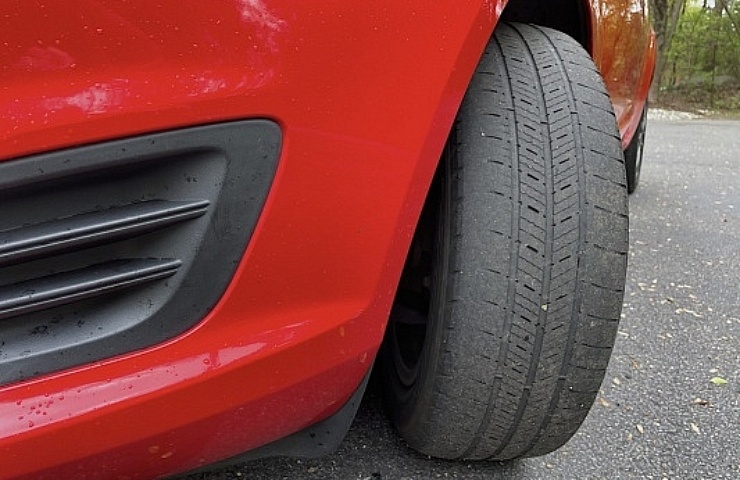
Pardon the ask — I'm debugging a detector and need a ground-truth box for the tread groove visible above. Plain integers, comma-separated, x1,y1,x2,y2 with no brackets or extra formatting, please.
382,22,627,463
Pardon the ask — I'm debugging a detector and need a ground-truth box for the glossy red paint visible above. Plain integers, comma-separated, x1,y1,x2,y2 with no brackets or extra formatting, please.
1,1,501,478
589,0,657,147
0,1,654,478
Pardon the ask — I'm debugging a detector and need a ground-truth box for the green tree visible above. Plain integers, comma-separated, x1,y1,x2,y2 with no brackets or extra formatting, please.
662,0,740,109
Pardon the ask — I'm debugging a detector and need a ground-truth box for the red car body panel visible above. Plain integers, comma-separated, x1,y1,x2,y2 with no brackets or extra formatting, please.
589,0,656,146
0,1,655,478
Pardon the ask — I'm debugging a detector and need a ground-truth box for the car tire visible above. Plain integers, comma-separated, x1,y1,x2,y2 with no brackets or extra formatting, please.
625,104,648,194
380,23,628,461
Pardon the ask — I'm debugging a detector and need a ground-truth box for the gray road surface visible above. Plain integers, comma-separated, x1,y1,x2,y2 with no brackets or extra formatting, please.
186,117,740,479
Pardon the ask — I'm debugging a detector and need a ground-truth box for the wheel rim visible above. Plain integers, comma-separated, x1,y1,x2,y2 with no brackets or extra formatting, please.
388,147,450,389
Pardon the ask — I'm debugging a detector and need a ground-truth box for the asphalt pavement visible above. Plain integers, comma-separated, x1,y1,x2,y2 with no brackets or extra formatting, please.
187,116,740,479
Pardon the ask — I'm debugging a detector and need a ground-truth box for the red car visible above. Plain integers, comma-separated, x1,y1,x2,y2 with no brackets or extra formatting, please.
0,1,655,478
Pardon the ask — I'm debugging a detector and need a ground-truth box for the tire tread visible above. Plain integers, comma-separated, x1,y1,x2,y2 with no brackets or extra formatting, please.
386,23,627,462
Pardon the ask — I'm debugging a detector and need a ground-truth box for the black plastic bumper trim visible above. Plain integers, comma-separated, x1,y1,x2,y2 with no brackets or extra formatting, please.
186,368,373,475
0,120,281,385
0,200,209,267
0,259,181,321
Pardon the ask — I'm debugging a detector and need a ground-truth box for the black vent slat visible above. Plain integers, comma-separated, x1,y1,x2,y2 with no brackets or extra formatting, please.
0,259,181,320
0,200,209,267
0,120,281,386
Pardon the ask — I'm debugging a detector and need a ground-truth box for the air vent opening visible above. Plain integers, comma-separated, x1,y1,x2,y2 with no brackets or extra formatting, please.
0,120,281,386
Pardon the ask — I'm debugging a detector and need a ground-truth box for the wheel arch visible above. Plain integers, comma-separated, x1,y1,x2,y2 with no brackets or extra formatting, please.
500,0,592,51
496,0,657,148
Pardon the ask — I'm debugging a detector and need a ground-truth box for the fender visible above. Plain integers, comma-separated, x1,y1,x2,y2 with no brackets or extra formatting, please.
588,0,657,146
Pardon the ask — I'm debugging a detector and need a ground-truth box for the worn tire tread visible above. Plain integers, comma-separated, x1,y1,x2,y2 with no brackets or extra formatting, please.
386,23,628,462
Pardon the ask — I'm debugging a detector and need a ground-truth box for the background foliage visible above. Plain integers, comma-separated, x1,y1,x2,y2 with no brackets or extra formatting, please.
650,0,740,111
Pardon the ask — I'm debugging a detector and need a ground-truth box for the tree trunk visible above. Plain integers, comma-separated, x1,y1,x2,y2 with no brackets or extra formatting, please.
649,0,688,102
714,0,728,16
